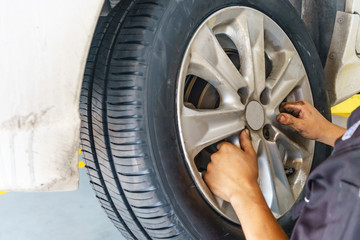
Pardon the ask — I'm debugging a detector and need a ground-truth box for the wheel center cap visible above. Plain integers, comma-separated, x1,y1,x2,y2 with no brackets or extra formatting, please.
245,101,265,130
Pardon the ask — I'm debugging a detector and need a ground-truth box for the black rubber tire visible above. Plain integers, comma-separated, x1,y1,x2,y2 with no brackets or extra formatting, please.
80,0,331,239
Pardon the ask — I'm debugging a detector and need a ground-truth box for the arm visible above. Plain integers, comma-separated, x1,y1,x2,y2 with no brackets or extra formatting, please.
230,186,288,240
276,100,346,147
204,101,343,239
204,130,289,240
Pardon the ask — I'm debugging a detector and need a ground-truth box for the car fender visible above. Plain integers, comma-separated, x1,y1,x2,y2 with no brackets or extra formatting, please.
0,0,105,191
324,0,360,106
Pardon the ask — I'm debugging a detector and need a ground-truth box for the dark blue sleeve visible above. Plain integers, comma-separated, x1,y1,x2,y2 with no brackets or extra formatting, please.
291,107,360,240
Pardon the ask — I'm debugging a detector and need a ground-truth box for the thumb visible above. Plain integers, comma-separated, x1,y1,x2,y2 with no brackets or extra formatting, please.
277,113,301,129
239,129,254,153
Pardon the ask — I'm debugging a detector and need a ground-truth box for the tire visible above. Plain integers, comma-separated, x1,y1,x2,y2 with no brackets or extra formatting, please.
80,0,331,239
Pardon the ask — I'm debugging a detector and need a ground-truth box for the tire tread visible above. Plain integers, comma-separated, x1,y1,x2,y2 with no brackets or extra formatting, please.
80,0,189,239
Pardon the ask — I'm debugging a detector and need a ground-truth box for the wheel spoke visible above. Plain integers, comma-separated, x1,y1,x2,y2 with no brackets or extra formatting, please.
247,11,266,98
273,125,311,160
188,24,247,103
219,11,267,98
267,50,306,109
212,10,266,100
266,50,296,89
212,11,254,96
258,140,294,215
251,131,263,154
268,73,305,110
180,106,245,160
258,140,279,213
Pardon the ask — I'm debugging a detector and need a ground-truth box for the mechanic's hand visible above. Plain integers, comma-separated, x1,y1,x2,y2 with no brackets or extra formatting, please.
204,130,258,203
276,100,346,146
205,131,289,240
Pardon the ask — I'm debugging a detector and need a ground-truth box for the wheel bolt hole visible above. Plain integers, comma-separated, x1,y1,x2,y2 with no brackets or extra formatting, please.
260,88,271,105
237,87,248,105
263,127,270,140
263,124,274,141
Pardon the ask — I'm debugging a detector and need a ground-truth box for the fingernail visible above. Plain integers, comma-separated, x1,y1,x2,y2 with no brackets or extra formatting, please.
279,116,285,123
245,129,249,135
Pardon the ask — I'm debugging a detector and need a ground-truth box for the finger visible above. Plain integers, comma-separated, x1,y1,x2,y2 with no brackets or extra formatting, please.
203,169,213,185
216,141,225,150
280,100,306,108
277,113,301,129
217,141,235,152
208,152,219,161
280,102,302,116
279,101,305,117
203,172,209,183
239,129,254,153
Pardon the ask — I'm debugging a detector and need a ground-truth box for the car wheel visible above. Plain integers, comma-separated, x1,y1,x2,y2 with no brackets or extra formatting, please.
80,0,331,239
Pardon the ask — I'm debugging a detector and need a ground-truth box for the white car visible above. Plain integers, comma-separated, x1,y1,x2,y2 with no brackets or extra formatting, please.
1,0,359,239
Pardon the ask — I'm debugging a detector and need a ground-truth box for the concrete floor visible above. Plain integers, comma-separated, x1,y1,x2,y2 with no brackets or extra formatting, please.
0,114,348,240
0,168,126,240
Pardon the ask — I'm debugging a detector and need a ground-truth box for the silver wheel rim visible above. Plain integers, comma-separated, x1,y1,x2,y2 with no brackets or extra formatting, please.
176,6,314,223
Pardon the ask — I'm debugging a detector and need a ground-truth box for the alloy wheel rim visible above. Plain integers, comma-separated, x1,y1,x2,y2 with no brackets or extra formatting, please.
176,6,314,224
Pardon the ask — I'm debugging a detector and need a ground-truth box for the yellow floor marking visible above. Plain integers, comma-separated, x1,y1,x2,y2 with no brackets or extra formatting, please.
78,161,85,168
332,94,360,116
0,191,9,195
78,148,85,168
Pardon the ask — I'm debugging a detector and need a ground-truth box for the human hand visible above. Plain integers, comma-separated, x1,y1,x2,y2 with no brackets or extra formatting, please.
204,130,258,203
204,130,289,240
276,100,346,146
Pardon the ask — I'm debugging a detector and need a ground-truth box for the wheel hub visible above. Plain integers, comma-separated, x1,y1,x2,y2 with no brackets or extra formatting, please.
246,101,265,131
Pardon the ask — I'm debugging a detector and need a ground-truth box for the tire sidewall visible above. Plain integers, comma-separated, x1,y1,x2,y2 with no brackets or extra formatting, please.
146,0,331,238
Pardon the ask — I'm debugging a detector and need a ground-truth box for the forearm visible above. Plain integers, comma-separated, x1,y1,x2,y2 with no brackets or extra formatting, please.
230,184,289,240
318,122,346,147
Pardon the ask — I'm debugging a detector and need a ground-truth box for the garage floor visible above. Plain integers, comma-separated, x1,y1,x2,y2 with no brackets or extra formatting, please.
0,95,357,240
0,166,126,240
